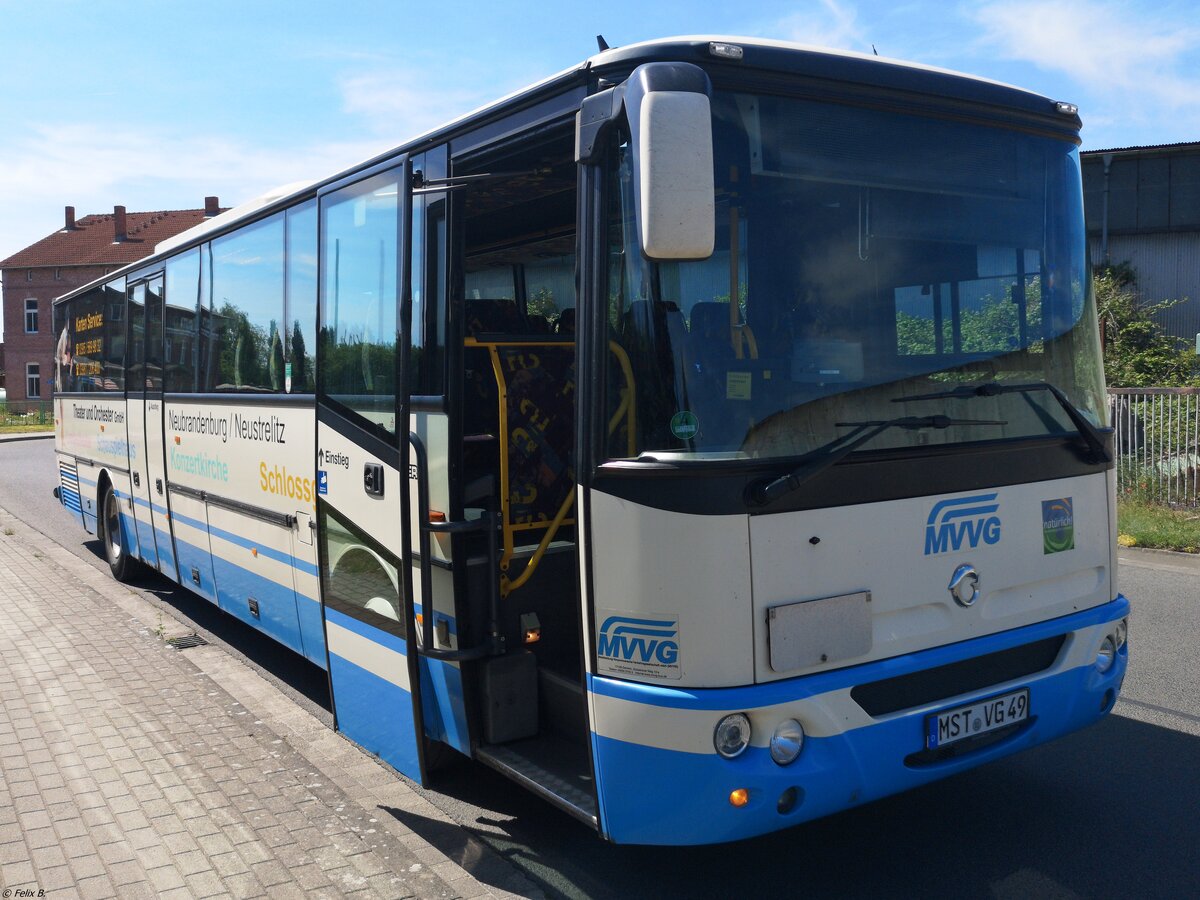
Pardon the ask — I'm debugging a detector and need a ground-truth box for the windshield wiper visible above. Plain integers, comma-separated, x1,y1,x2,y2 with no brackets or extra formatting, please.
749,415,1007,506
892,381,1111,464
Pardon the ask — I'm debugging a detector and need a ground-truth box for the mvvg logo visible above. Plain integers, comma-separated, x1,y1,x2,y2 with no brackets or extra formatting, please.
598,615,680,675
924,493,1001,556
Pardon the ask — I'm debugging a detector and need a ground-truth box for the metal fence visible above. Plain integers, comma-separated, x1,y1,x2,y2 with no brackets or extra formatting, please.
1108,387,1200,506
0,399,54,428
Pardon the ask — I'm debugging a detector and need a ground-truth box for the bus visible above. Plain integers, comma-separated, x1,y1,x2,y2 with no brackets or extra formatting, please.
52,36,1129,846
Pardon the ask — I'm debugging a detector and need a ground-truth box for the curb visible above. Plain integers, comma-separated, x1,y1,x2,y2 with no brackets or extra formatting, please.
0,431,55,443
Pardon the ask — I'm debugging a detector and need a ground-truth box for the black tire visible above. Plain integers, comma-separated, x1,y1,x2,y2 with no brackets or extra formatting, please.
99,484,135,582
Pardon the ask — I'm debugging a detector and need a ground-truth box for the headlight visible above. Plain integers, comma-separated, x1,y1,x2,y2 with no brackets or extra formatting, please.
769,719,805,766
1095,636,1116,673
714,713,752,759
1114,618,1128,649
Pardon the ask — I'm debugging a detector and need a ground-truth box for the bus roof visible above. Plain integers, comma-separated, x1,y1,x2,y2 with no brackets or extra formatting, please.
58,35,1075,306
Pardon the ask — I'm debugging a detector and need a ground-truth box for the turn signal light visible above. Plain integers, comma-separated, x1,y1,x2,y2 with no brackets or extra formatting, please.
729,788,749,807
429,510,447,523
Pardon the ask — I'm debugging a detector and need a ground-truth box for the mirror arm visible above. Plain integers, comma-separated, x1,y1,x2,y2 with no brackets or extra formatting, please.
575,86,622,164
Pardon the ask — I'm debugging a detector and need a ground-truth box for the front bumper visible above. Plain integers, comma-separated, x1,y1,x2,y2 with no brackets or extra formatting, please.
589,596,1130,845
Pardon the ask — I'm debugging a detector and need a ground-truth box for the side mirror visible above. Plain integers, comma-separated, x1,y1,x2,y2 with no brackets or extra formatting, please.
635,91,715,260
576,62,715,261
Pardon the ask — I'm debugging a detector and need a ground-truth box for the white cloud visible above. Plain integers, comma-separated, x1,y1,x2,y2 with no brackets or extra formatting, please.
0,64,522,262
0,123,385,261
770,0,868,52
973,0,1200,107
338,68,502,142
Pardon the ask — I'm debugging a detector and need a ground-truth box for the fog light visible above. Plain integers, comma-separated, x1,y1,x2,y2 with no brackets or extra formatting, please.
1114,618,1128,649
769,719,805,766
714,713,752,759
1095,636,1116,673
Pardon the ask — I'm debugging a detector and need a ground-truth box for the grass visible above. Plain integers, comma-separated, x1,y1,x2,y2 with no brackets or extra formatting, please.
1117,499,1200,553
0,402,54,432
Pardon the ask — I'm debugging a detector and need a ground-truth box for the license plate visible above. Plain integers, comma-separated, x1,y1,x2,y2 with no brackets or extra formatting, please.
926,688,1029,749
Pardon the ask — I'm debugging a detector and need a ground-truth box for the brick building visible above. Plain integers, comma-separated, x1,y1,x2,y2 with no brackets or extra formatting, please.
0,200,225,409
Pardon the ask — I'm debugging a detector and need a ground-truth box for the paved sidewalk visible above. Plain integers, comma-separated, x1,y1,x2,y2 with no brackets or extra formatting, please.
0,505,538,900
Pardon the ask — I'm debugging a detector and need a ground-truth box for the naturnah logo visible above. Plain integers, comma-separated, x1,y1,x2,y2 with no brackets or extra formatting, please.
924,493,1001,556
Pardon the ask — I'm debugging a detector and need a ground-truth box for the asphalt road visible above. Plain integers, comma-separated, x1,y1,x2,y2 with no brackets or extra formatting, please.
9,436,1200,899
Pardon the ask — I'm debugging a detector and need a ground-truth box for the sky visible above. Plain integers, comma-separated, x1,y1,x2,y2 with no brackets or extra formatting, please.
1,0,1198,284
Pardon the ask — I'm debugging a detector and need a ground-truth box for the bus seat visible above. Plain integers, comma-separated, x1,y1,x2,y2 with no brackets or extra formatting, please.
689,301,736,373
466,298,526,336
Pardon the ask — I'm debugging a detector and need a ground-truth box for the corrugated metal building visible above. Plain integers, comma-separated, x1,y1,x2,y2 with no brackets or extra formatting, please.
1082,142,1200,341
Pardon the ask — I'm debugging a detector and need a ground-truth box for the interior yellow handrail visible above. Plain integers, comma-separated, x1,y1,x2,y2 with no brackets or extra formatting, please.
733,323,758,360
502,491,576,596
464,334,638,597
607,340,637,457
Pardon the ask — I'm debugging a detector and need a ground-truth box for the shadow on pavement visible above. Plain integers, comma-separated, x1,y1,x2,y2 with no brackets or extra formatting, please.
82,537,332,713
417,714,1200,900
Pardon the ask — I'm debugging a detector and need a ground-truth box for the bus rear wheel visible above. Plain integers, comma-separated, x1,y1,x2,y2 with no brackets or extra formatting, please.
99,484,136,583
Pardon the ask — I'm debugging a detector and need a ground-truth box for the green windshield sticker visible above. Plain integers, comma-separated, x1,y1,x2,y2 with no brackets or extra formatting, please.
1042,497,1074,554
670,411,699,440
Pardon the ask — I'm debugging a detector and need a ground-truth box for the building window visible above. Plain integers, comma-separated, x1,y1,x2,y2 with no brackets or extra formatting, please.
24,298,38,333
54,268,62,280
26,269,33,282
26,364,41,399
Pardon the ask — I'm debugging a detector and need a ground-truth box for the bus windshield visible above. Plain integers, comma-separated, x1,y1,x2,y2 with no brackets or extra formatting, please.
604,89,1104,462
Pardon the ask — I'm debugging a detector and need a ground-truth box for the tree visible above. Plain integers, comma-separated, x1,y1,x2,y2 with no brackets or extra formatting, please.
1095,263,1198,387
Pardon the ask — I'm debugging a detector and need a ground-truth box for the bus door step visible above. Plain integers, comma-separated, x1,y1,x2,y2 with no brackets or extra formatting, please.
475,737,598,828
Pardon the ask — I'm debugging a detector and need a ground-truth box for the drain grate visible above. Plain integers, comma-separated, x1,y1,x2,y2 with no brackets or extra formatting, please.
165,634,209,651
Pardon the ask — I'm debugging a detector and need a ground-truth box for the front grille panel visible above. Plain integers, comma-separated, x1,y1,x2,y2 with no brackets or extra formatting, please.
850,634,1065,717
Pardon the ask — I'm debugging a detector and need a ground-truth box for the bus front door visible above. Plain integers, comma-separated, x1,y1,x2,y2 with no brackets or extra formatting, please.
314,158,428,784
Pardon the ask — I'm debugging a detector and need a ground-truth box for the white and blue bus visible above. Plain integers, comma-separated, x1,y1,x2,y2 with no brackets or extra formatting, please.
53,36,1129,845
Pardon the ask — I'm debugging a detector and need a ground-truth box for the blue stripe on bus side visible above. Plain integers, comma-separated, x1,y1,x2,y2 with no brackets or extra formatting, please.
419,655,470,754
171,507,319,577
325,606,408,653
170,531,327,667
328,649,422,781
211,551,306,656
324,607,470,756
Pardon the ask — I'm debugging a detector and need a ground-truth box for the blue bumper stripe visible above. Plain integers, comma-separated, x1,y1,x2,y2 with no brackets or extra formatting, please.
592,597,1129,845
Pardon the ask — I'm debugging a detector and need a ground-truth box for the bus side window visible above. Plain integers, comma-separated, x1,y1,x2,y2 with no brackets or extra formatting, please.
208,214,286,392
286,200,318,394
319,169,401,434
409,146,448,397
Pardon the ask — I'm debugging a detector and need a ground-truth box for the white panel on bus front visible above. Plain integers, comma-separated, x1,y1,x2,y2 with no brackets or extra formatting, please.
768,590,872,671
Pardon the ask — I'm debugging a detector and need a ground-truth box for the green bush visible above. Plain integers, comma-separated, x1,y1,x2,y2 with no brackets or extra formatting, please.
1096,263,1199,387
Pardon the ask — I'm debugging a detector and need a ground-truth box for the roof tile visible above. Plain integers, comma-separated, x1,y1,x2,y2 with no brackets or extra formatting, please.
0,207,227,269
